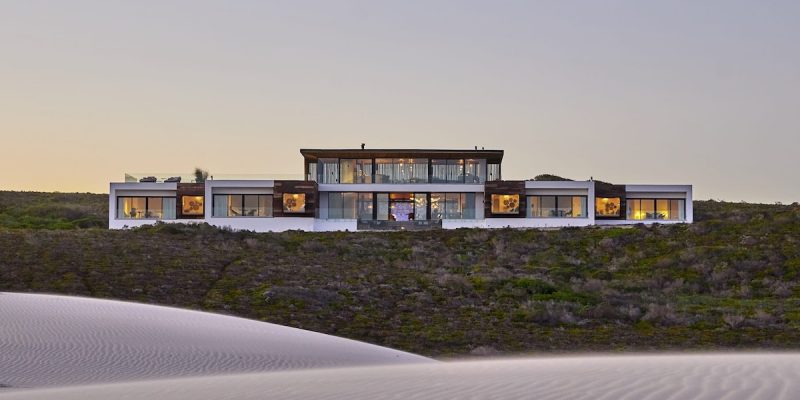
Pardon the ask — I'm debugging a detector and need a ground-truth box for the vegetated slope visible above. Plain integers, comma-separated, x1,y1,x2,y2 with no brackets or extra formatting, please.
0,197,798,356
0,191,107,229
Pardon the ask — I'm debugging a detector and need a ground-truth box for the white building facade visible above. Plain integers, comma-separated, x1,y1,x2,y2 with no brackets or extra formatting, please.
110,148,692,232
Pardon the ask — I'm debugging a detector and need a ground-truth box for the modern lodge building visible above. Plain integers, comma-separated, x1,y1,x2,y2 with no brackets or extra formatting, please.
109,147,693,231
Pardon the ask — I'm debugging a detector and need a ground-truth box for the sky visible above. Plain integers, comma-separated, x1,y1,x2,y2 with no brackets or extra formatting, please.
0,0,798,203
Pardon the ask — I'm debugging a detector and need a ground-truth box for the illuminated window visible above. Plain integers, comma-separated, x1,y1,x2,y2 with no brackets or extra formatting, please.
491,194,520,215
595,197,621,217
213,195,272,217
627,199,685,220
117,197,176,219
181,196,204,216
283,193,306,213
528,195,587,218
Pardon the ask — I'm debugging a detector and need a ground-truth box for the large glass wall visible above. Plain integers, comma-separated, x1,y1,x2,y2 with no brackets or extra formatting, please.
313,157,489,184
213,194,273,217
414,193,428,220
464,159,486,183
329,192,374,219
339,159,372,184
627,199,685,220
318,158,340,184
430,192,476,219
374,159,428,183
376,193,389,220
487,163,501,181
117,197,176,219
528,195,587,218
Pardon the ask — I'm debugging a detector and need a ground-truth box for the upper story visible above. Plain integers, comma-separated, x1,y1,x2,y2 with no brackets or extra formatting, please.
301,148,503,186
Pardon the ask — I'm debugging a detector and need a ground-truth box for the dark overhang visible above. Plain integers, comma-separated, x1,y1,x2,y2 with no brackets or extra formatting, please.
300,148,504,163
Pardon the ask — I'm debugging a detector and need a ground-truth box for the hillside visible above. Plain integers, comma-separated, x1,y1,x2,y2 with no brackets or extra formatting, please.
0,192,799,356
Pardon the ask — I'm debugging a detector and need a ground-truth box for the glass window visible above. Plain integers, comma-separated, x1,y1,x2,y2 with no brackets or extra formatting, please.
491,194,520,215
181,196,204,216
307,162,317,182
487,163,501,181
464,159,486,183
462,193,476,219
414,193,428,220
640,199,655,219
395,158,428,183
213,195,228,217
258,195,272,217
628,198,685,221
146,197,163,219
540,196,556,217
445,193,462,219
670,199,685,221
162,198,176,219
318,158,339,184
431,160,448,183
118,197,176,219
374,159,394,183
627,199,640,220
357,159,373,183
118,197,146,219
358,193,373,220
556,196,574,217
376,193,389,220
229,195,243,216
595,197,621,217
339,160,356,184
283,193,306,213
341,192,357,219
328,192,343,219
527,196,541,217
212,194,272,217
446,159,464,183
655,199,670,220
430,193,444,220
572,196,587,218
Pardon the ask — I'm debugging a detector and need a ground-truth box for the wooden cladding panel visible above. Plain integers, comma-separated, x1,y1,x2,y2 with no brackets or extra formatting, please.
484,180,526,218
177,183,205,219
273,180,317,218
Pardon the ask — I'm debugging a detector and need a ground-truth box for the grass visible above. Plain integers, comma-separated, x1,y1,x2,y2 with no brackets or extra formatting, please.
0,192,799,356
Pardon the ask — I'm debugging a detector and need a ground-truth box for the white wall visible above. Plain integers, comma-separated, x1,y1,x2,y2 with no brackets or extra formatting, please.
314,219,358,232
484,218,594,229
207,217,315,232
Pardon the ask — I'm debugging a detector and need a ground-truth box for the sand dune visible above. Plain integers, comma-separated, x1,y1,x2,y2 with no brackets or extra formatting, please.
0,293,431,389
4,353,800,400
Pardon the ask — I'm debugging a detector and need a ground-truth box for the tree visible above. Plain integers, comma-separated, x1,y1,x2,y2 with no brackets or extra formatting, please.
194,168,209,183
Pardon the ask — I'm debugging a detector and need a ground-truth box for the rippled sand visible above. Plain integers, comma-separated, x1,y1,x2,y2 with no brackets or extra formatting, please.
5,353,800,400
3,293,799,399
0,292,431,389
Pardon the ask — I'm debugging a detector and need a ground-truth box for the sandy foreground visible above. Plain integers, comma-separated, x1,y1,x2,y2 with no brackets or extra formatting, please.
2,293,800,399
0,292,431,388
4,354,800,400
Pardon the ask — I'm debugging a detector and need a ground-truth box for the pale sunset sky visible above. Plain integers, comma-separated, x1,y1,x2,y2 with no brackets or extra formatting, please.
1,0,798,203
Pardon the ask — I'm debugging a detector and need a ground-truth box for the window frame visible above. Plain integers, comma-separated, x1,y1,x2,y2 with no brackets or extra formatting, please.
527,195,588,218
627,198,686,221
116,196,177,220
212,194,274,218
490,194,520,215
282,193,307,214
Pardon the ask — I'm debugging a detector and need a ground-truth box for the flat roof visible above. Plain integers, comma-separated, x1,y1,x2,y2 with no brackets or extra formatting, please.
300,148,504,163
